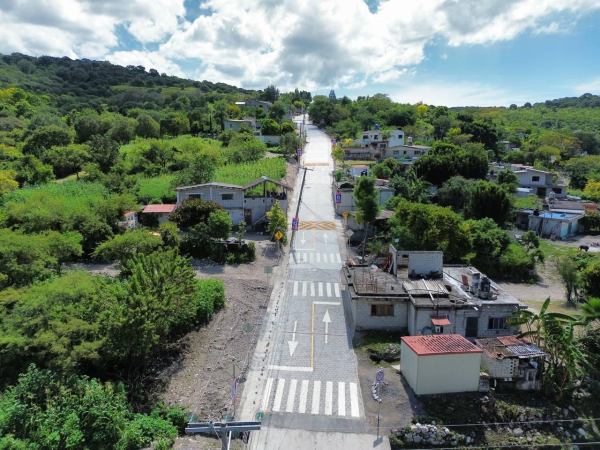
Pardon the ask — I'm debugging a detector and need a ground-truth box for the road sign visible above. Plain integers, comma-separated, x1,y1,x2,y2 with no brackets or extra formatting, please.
274,231,283,240
263,265,273,274
297,148,302,156
232,377,239,404
375,369,385,383
335,192,341,203
292,218,299,231
342,211,348,218
256,411,265,421
332,139,337,144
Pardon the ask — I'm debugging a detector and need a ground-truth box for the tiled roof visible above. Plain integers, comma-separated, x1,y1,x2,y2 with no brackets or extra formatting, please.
431,316,451,326
401,334,482,356
143,204,177,213
124,211,136,218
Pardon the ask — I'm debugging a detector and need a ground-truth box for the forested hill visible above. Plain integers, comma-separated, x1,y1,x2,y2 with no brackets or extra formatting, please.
0,53,254,114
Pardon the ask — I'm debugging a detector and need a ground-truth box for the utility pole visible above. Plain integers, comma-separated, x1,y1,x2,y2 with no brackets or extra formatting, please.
186,421,261,450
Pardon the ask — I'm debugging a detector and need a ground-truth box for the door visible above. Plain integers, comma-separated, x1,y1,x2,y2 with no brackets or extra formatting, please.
244,209,252,224
465,317,478,338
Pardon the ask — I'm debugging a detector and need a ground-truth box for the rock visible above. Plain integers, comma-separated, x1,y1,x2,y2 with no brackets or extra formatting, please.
563,409,569,416
466,436,472,444
565,431,571,438
569,405,576,412
513,428,524,438
405,433,412,442
413,435,422,443
577,428,586,437
558,427,564,432
431,420,436,425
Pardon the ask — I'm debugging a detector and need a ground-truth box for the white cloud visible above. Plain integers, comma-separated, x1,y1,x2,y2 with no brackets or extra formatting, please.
389,80,527,107
0,0,599,91
574,78,600,94
0,0,185,58
346,80,368,90
106,51,186,77
440,53,448,60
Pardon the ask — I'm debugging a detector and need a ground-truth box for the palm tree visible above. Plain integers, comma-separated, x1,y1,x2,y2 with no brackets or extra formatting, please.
511,297,587,400
580,297,600,325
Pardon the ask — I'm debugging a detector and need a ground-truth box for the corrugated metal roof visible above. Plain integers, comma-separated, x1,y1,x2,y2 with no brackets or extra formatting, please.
176,182,244,191
402,279,449,296
242,176,292,191
143,204,177,213
506,344,546,358
476,337,545,360
402,334,482,356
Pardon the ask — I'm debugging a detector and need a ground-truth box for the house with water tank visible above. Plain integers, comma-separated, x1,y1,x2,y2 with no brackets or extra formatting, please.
343,248,528,340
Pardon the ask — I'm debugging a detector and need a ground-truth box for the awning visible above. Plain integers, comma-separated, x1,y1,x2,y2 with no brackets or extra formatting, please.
431,316,451,326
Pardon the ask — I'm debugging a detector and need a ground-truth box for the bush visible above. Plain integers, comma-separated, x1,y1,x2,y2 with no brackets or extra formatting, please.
498,243,535,281
195,278,226,322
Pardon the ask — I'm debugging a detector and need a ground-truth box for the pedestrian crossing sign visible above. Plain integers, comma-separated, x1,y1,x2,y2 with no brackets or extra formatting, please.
342,211,348,218
275,231,284,240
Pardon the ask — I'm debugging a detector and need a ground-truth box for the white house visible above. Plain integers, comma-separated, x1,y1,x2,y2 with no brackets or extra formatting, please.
235,99,272,113
401,334,483,395
513,167,567,198
223,118,255,132
119,211,138,229
358,129,405,148
176,177,291,226
382,141,430,165
333,181,394,214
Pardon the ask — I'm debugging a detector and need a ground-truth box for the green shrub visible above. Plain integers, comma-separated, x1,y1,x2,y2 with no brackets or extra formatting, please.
195,278,226,322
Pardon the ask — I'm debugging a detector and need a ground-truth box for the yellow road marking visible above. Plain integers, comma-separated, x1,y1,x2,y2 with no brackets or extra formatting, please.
298,221,336,230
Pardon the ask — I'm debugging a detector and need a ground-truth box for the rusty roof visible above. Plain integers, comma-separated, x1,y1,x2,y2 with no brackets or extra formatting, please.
142,204,177,213
402,279,449,297
401,334,482,356
475,337,545,360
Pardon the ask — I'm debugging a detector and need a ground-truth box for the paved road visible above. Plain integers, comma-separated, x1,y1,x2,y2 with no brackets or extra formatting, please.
243,118,388,449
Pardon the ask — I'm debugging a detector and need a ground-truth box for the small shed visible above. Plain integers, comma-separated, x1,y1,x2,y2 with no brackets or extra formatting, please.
349,165,371,178
401,334,482,395
142,204,177,224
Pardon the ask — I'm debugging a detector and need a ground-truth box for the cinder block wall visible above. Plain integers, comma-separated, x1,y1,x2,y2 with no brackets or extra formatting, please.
354,301,408,330
407,252,443,276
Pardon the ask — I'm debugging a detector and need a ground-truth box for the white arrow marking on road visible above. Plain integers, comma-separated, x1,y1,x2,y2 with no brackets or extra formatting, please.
323,233,328,246
288,321,299,356
300,232,306,245
323,310,331,344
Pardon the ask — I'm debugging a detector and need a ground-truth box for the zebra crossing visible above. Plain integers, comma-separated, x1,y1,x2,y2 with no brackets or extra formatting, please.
261,378,360,418
291,281,342,298
291,251,342,264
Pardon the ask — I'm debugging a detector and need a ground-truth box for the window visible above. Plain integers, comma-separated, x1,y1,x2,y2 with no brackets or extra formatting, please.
371,304,394,316
488,317,509,330
403,150,407,155
222,193,234,200
415,151,421,156
532,176,540,182
188,194,201,199
393,150,399,156
374,135,379,139
434,325,443,334
363,135,368,140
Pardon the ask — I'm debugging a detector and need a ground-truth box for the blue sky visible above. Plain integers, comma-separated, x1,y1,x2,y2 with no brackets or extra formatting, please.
1,0,600,107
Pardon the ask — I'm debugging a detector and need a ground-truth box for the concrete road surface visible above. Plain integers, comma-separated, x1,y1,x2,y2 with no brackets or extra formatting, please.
240,116,390,450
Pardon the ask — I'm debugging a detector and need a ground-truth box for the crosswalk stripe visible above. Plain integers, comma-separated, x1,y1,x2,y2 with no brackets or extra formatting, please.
286,379,297,413
338,382,346,416
350,383,360,418
303,253,308,263
310,282,315,297
273,379,286,412
310,252,314,263
326,283,332,297
311,381,321,414
317,253,321,263
293,281,298,296
302,281,307,296
330,253,335,264
299,380,309,413
325,381,333,415
324,253,328,263
318,282,323,297
337,253,342,263
334,283,341,298
262,378,274,410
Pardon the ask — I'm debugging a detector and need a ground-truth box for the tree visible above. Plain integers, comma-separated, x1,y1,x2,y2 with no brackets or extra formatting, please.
269,100,287,123
172,154,216,188
13,155,55,185
85,135,119,174
160,112,190,136
44,230,83,274
388,201,473,263
436,176,474,211
511,298,584,401
170,197,224,229
74,113,102,143
158,222,181,248
0,169,19,194
228,135,267,163
583,179,600,202
93,229,164,262
43,144,90,179
280,132,301,158
557,256,581,302
417,104,428,118
466,181,512,226
22,125,73,157
280,121,295,134
208,210,232,239
581,262,600,298
108,117,137,143
371,163,392,180
266,200,287,244
353,177,379,259
260,118,280,135
263,85,280,103
495,168,518,194
213,100,229,131
136,114,161,138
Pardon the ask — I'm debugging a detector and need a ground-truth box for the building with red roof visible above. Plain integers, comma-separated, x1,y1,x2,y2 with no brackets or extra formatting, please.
401,334,483,395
